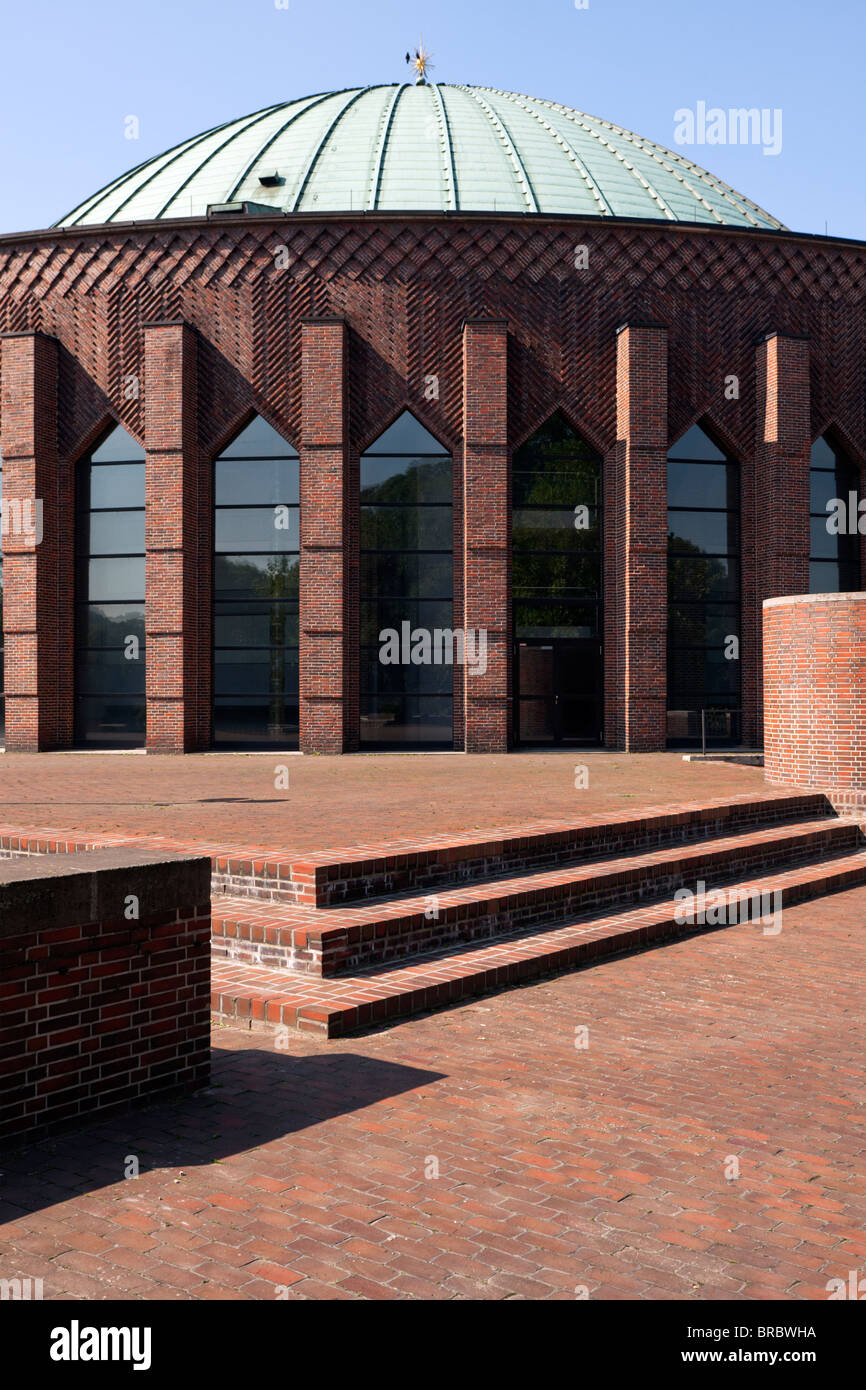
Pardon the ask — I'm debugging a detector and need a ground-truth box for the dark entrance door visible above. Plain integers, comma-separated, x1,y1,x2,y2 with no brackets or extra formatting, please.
515,639,602,745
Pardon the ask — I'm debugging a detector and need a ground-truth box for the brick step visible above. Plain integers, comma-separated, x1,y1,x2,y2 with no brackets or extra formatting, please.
210,791,829,906
0,791,832,910
211,848,866,1037
211,814,861,976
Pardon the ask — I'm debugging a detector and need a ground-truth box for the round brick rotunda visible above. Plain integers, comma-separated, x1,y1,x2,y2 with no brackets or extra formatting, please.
764,593,866,809
0,81,864,755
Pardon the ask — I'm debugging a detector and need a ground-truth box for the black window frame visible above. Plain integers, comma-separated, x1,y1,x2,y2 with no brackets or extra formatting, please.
666,426,742,747
809,436,861,595
511,413,604,642
74,427,147,748
359,413,454,750
212,419,300,750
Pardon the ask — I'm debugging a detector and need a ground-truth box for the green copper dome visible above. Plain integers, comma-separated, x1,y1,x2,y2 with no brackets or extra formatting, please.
56,84,784,230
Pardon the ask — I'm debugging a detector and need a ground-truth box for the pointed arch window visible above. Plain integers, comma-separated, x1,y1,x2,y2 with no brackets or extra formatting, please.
511,413,603,745
512,413,602,639
213,416,299,748
809,436,861,593
74,425,146,746
359,411,453,747
666,424,740,745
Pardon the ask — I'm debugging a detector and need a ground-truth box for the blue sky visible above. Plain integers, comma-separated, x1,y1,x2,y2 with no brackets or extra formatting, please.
1,0,862,238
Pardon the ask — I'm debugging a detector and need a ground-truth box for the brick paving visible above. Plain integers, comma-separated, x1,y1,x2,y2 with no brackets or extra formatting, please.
0,751,766,854
1,885,864,1300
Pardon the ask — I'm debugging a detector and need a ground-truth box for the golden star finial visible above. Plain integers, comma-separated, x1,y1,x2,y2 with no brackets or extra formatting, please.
406,36,434,85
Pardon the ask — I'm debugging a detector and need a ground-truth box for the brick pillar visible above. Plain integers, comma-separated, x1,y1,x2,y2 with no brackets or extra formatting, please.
299,318,347,754
144,321,206,753
603,440,620,750
764,593,866,811
0,331,71,750
614,322,668,751
744,333,811,747
463,318,509,753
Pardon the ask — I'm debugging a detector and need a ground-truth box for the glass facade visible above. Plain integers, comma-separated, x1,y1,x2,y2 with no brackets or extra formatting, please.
512,414,603,744
74,425,147,747
667,424,741,746
360,411,453,747
213,416,299,748
809,435,861,593
18,402,856,756
512,414,602,640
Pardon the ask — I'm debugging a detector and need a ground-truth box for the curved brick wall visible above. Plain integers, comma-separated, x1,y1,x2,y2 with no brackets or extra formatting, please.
764,593,866,807
1,212,864,753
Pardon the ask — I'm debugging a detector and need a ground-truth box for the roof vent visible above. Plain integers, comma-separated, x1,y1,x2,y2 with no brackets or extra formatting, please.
207,200,279,217
258,172,285,188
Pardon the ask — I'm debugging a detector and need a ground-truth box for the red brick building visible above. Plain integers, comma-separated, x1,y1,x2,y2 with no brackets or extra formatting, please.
0,82,863,755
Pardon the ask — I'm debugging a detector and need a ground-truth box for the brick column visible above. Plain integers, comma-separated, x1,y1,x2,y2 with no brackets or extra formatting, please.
463,317,509,753
764,593,866,811
614,322,668,751
744,332,811,746
299,318,347,754
0,331,71,750
603,440,620,749
144,321,206,753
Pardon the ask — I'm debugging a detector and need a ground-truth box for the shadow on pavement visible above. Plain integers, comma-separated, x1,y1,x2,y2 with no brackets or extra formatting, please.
0,1045,446,1219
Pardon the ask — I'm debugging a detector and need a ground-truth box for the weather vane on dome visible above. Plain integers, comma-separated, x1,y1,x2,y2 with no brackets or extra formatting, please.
405,37,434,85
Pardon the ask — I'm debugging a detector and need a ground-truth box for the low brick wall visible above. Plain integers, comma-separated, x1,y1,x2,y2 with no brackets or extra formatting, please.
0,849,211,1143
764,593,866,809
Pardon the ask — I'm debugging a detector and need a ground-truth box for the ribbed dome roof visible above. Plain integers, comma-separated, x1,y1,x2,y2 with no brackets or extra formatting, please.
56,84,784,230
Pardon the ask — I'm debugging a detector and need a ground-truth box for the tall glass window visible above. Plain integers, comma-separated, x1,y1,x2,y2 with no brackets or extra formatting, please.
667,424,740,746
512,413,603,745
213,416,299,748
75,425,146,747
512,414,602,640
809,435,861,593
360,411,453,747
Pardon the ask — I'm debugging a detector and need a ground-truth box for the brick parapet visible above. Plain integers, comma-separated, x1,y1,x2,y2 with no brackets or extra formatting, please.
0,848,211,1142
